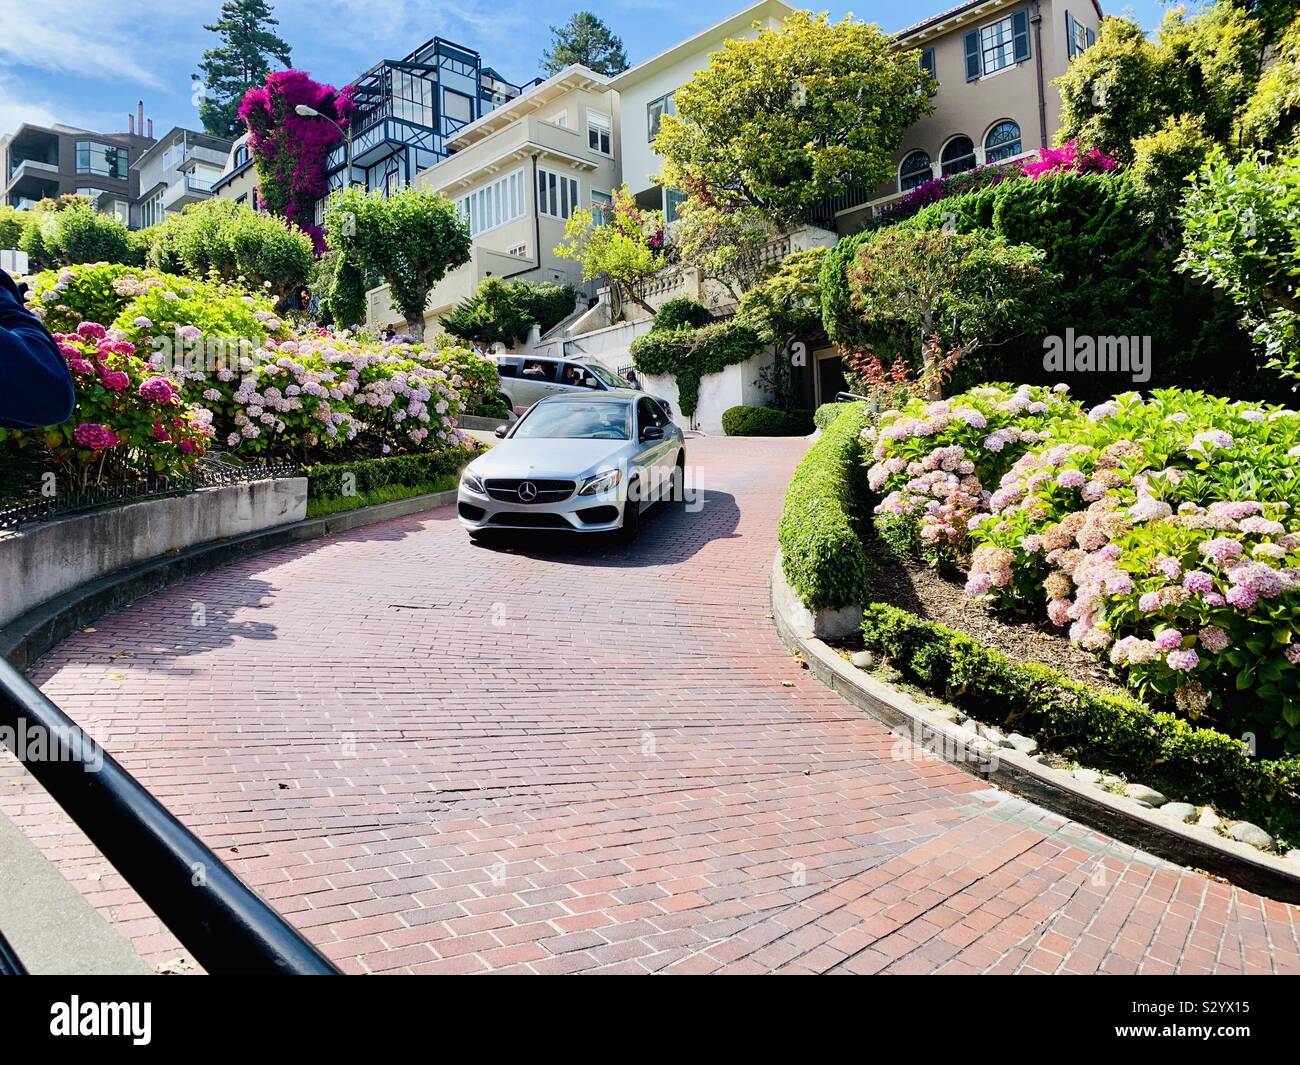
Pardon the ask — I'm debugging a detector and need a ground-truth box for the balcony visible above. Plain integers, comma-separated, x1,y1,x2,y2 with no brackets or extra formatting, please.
162,174,215,211
424,116,599,198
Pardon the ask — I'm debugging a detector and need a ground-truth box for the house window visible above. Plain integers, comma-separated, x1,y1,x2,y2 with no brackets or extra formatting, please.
919,48,937,93
591,189,613,225
965,8,1030,80
507,242,528,258
537,167,579,219
984,121,1022,163
1065,12,1097,60
442,87,474,128
234,144,249,167
548,110,569,128
75,141,127,180
456,168,526,236
664,187,686,224
899,151,933,192
139,191,165,228
941,136,976,176
587,111,612,155
647,93,675,142
392,71,434,126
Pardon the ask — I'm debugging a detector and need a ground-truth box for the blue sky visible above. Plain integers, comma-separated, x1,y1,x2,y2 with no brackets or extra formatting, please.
1,0,1176,141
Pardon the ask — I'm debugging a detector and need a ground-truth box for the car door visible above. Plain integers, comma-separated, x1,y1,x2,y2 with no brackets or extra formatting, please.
636,397,676,502
515,359,561,407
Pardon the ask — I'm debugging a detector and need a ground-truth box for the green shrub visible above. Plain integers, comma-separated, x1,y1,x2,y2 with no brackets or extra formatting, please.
778,401,871,610
653,297,711,331
440,277,577,346
859,603,1300,845
721,405,812,436
630,321,762,417
302,448,478,501
813,402,855,430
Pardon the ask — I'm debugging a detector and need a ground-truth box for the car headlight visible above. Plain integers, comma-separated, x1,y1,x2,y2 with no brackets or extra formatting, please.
461,470,486,494
578,468,622,496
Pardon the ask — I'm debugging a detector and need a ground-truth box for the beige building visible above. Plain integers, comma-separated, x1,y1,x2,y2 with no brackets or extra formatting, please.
367,65,619,333
839,0,1102,229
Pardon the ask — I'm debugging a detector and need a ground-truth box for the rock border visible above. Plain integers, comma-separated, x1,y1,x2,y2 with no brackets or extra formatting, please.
770,555,1300,904
1,489,459,673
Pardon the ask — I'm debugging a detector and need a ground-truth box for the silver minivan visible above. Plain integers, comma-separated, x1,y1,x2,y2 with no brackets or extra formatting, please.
491,355,671,418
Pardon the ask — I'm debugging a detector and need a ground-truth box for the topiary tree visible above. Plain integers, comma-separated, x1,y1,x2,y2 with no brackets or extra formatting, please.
440,278,579,347
654,11,932,227
554,183,664,319
325,185,472,339
843,229,1057,397
326,252,367,330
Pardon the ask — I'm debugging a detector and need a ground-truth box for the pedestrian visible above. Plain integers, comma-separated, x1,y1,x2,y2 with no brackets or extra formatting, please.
624,368,642,390
0,268,75,430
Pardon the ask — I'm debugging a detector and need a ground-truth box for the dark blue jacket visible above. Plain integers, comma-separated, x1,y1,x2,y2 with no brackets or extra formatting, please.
0,268,75,430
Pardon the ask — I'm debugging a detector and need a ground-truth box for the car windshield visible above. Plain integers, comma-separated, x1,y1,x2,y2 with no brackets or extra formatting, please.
512,402,631,440
583,363,625,389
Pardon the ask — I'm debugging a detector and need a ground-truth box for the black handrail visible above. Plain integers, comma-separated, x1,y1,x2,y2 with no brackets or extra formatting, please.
0,659,339,975
0,929,27,975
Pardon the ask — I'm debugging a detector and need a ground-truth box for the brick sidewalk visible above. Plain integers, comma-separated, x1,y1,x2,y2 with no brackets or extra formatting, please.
2,436,1297,973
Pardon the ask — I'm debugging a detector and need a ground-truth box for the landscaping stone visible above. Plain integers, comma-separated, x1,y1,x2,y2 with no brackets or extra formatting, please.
1229,822,1274,851
1102,774,1124,788
1162,802,1197,823
1005,733,1038,755
1197,807,1222,831
850,650,876,669
1072,768,1103,785
1287,850,1300,864
1123,784,1168,807
929,706,962,724
978,724,1007,745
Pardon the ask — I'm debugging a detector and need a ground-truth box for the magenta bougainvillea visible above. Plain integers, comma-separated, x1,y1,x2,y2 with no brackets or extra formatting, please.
238,71,356,251
1021,139,1118,180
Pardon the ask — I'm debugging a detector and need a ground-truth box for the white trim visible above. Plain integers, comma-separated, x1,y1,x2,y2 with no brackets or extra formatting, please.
455,166,527,237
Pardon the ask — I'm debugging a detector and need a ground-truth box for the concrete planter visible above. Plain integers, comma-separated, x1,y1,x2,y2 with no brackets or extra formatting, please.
0,478,307,631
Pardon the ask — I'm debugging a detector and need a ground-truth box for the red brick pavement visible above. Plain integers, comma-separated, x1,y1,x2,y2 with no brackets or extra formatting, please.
3,437,1298,974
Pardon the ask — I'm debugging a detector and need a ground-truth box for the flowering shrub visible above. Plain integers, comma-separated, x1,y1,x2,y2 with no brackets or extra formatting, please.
867,384,1300,749
114,277,286,360
863,384,1081,564
238,71,355,250
26,262,174,335
873,159,1024,225
1021,139,1119,180
841,352,922,410
0,322,212,488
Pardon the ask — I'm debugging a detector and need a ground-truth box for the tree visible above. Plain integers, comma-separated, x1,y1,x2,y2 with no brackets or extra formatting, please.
48,203,131,265
672,201,778,301
844,229,1057,397
554,184,664,319
440,278,577,347
735,247,828,408
326,252,368,330
540,12,628,77
654,11,932,227
1237,8,1300,151
325,186,472,339
196,0,293,138
1178,149,1300,376
1055,6,1263,163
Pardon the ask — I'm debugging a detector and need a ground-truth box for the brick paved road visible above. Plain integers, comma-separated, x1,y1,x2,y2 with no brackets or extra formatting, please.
4,437,1298,973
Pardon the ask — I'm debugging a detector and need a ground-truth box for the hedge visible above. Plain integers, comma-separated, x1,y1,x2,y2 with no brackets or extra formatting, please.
721,405,813,436
302,447,477,501
777,401,871,610
860,603,1300,844
653,297,712,331
813,402,855,430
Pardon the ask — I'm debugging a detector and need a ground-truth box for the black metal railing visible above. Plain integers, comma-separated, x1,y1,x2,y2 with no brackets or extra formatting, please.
0,658,339,975
0,456,298,531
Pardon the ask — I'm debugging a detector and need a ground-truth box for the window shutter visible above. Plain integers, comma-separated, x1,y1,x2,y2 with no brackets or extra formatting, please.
1086,28,1096,48
1066,12,1077,59
964,30,981,80
1012,8,1031,62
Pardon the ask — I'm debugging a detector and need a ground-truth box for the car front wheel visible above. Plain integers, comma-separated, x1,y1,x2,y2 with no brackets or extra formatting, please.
615,489,641,543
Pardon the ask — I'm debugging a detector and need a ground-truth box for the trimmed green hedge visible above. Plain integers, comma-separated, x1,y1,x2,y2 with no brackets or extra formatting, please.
778,402,871,610
860,603,1300,844
813,402,855,430
302,448,477,501
653,297,711,331
721,405,813,436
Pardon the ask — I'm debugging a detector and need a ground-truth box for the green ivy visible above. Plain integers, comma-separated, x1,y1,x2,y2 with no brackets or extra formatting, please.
629,321,762,417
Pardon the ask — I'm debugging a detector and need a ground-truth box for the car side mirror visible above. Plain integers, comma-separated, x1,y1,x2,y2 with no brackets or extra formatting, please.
640,425,664,442
494,425,508,438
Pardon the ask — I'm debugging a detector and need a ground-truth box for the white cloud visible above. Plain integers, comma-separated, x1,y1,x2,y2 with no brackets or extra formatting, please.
0,0,171,87
0,76,59,139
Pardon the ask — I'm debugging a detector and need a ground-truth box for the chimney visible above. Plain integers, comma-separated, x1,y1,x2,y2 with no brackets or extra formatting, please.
147,118,153,138
137,101,144,135
128,113,135,135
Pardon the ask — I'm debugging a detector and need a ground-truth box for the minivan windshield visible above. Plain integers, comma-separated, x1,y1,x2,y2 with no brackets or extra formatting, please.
511,401,631,440
583,363,626,389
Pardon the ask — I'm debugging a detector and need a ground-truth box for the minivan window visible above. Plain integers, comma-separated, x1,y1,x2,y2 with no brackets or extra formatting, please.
520,360,558,382
583,363,625,389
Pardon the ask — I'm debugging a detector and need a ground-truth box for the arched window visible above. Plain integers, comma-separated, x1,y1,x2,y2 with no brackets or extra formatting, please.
940,136,976,176
899,151,932,192
984,121,1022,163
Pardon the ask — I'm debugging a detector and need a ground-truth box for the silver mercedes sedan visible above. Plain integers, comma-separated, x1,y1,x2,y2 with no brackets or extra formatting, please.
457,391,685,542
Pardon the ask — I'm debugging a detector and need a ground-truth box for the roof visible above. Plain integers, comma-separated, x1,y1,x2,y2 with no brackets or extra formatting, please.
608,0,797,90
897,0,1105,41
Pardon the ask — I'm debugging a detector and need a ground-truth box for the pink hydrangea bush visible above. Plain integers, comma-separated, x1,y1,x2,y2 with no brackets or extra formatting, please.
960,388,1300,749
0,322,212,489
862,383,1081,565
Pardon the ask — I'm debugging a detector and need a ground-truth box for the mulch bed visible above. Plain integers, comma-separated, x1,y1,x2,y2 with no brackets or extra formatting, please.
861,548,1124,695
